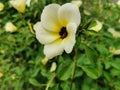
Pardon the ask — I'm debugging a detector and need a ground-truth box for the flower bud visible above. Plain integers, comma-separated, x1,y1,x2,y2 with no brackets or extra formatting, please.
50,62,57,72
0,72,3,78
41,57,48,65
89,20,103,32
5,22,17,33
0,2,4,11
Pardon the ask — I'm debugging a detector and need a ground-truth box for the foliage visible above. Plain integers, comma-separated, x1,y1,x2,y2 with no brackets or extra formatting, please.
0,0,120,90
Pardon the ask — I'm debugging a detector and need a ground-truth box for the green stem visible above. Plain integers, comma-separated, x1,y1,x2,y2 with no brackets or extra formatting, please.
45,73,56,90
70,50,77,90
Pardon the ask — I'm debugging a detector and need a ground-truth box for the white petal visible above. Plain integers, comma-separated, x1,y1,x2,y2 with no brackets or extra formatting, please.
62,23,77,53
9,0,26,13
71,0,82,8
33,21,40,31
36,22,60,44
26,0,31,7
44,39,64,59
41,4,61,32
58,3,80,26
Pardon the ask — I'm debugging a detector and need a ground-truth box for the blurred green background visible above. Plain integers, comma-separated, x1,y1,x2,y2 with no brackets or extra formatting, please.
0,0,120,90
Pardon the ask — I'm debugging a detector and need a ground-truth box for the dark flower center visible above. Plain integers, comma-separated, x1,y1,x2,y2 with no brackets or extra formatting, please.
59,27,68,39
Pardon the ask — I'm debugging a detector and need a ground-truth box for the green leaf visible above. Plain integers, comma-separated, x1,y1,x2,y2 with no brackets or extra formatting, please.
103,71,112,82
113,81,120,90
31,68,40,77
110,58,120,70
49,84,59,90
29,78,41,87
95,44,109,56
80,62,102,79
110,68,120,76
75,68,83,77
84,45,98,63
61,81,70,90
77,54,91,66
57,62,74,80
88,20,97,29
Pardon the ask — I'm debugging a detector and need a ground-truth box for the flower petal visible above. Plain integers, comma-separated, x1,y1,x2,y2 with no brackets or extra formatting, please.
41,4,61,32
9,0,26,13
58,3,80,26
62,23,77,53
36,22,60,44
44,39,64,59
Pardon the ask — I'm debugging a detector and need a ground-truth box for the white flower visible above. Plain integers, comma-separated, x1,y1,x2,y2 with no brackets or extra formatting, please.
117,0,120,8
71,0,82,7
26,0,31,7
36,3,81,59
89,20,103,32
33,22,40,31
0,2,4,11
9,0,26,13
50,62,57,72
5,22,17,33
108,28,120,38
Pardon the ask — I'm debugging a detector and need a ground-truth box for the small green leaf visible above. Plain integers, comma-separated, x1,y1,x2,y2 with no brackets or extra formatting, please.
49,84,59,90
57,61,74,80
95,44,108,56
31,68,40,77
61,81,70,90
103,71,111,81
88,20,97,29
75,68,83,77
84,45,98,63
110,68,120,76
113,81,120,90
80,62,102,79
29,78,41,87
110,58,120,70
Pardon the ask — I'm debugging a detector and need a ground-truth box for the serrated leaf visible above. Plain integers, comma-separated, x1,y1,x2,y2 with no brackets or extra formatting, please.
84,45,98,63
103,71,111,81
61,81,70,90
75,68,83,77
31,68,40,77
110,59,120,70
88,20,97,29
49,84,59,90
95,44,108,56
57,62,74,80
29,78,41,87
80,62,102,79
110,68,120,76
